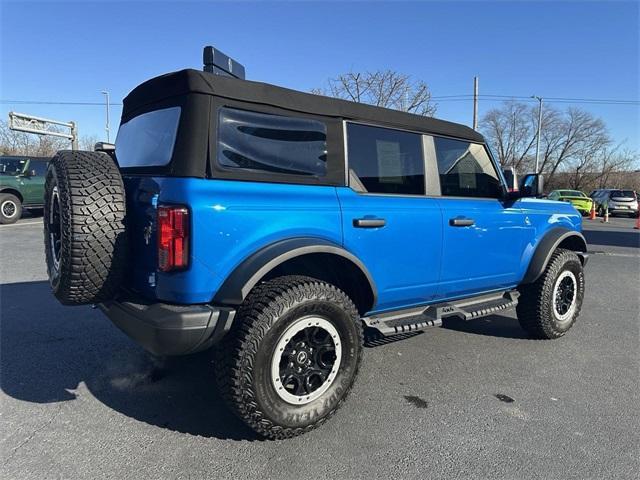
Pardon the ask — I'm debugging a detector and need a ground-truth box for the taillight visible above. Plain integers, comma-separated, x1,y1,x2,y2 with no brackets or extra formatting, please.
157,205,189,272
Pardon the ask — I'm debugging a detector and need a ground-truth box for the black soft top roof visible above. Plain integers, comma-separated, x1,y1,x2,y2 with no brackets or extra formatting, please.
122,69,484,143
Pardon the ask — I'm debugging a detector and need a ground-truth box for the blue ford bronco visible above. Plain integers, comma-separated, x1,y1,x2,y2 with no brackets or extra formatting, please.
44,47,587,439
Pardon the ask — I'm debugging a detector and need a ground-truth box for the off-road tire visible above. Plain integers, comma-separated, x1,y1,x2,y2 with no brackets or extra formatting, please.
214,275,363,439
517,248,584,339
0,193,22,224
44,150,128,305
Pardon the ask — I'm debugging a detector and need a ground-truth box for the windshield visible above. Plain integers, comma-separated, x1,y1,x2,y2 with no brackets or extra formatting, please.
115,107,181,168
610,190,636,199
0,157,27,175
560,190,585,197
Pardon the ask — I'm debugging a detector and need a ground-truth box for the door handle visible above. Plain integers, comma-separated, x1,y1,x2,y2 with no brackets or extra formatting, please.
449,217,475,227
353,218,386,228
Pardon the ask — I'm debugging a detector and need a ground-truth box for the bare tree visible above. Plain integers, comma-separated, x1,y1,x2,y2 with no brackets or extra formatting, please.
593,145,638,188
0,121,98,157
480,102,621,186
79,134,100,151
0,120,70,156
312,70,437,116
481,101,538,171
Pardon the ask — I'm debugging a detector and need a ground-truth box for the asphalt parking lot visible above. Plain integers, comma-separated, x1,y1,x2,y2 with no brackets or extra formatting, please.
1,215,638,479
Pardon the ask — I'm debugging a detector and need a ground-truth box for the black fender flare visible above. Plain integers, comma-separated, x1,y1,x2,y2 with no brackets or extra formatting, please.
0,188,24,203
212,237,378,306
521,227,588,284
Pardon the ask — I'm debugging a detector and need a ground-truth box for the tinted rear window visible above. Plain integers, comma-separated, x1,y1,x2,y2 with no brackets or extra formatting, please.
217,107,327,176
115,107,181,168
610,190,635,198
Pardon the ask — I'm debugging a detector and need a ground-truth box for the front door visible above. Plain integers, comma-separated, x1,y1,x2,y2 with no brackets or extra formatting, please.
431,137,525,299
338,123,442,313
20,160,47,205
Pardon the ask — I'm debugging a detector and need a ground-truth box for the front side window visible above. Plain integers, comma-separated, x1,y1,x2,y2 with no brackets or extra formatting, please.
115,106,181,168
434,137,503,198
0,158,27,175
346,123,425,195
217,107,327,177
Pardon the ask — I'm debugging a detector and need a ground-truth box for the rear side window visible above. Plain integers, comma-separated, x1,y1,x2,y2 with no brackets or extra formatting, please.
217,107,327,176
434,137,503,198
115,107,181,168
346,123,425,195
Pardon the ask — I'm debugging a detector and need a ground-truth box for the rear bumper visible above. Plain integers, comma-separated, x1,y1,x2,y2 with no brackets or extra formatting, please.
98,297,235,356
607,207,638,213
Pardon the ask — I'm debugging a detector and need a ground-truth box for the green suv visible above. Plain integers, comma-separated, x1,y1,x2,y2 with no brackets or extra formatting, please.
0,156,49,224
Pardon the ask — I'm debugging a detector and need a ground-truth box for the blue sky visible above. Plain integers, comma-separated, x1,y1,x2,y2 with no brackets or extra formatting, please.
2,1,638,151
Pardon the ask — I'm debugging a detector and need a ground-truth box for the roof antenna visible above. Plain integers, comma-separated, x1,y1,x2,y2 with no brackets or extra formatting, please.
203,46,246,80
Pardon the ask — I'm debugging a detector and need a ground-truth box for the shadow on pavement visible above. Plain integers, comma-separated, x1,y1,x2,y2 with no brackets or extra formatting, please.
0,281,259,441
583,229,640,249
442,314,531,340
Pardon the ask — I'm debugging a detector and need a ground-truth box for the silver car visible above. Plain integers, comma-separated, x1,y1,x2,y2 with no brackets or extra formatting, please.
593,189,639,217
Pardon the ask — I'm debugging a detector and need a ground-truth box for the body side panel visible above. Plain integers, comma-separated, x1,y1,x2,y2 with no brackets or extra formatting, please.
515,197,584,282
124,177,344,304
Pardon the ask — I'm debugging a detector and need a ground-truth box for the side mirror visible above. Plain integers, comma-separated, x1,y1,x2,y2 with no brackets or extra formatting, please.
23,169,36,177
519,173,544,197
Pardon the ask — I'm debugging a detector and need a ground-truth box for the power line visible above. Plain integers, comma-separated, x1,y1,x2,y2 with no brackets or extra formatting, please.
431,94,639,105
0,100,123,106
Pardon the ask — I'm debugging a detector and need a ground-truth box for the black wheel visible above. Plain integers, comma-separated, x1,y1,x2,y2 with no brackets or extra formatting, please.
44,150,128,305
215,275,363,439
517,248,585,339
0,193,22,224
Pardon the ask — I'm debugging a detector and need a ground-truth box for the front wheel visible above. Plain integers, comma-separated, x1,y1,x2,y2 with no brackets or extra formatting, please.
0,193,22,224
214,275,363,439
517,248,585,339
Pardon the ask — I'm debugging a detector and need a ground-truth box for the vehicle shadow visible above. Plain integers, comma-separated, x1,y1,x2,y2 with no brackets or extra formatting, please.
442,314,531,340
0,281,259,441
583,229,640,249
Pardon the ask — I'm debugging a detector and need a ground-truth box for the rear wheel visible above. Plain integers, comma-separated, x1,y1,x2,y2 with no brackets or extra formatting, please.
0,193,22,224
44,151,128,305
517,248,585,339
215,275,363,439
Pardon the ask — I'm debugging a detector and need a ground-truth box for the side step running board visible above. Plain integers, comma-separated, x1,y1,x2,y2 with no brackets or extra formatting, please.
362,290,520,337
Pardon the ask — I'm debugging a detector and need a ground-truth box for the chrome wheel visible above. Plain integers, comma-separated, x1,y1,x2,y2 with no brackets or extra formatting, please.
271,315,342,405
1,199,18,219
553,270,577,323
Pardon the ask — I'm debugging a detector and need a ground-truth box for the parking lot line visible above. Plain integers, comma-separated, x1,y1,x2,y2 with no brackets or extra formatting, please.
0,220,43,228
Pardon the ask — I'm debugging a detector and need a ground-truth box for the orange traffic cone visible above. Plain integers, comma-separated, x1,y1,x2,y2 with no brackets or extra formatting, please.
589,203,596,220
634,214,640,230
601,206,609,223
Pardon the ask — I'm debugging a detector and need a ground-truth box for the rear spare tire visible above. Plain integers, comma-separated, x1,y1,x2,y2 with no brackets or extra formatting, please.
44,151,128,305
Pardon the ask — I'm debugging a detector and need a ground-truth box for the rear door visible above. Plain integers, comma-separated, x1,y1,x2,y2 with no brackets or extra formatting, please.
337,123,443,313
431,136,525,299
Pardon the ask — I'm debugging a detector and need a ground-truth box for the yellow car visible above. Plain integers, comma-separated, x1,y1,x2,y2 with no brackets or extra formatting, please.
547,190,594,216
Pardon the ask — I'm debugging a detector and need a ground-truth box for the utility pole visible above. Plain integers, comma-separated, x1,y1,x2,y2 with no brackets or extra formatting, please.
101,90,110,143
472,76,479,130
532,95,543,173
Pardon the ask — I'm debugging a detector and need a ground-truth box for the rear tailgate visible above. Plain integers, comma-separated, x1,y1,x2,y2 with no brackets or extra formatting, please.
123,176,160,299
